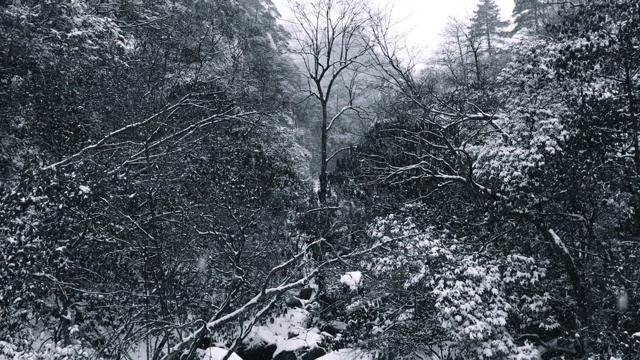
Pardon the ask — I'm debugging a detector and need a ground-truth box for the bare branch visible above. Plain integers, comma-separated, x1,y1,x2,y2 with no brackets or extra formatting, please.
326,146,354,163
42,95,191,170
326,105,357,132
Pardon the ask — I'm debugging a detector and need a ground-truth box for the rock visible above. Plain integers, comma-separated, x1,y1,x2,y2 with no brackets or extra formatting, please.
195,337,212,350
271,346,326,360
298,288,313,300
200,347,243,360
286,297,303,308
301,347,326,360
320,321,347,337
235,343,277,360
273,350,297,360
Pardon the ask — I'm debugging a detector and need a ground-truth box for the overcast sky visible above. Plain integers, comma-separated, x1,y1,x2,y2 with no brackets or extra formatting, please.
273,0,515,56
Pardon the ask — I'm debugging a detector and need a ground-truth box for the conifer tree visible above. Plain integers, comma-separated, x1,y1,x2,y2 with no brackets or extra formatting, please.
512,0,580,35
512,0,543,34
469,0,509,54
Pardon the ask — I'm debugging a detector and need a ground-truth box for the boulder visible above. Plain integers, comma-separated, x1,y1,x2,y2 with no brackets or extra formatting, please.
236,343,277,360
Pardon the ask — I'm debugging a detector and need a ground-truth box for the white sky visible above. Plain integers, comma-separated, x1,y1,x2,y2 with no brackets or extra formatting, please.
273,0,514,56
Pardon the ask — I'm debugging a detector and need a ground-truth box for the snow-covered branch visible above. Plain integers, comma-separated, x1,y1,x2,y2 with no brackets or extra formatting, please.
41,95,191,170
326,105,357,133
547,229,574,263
326,146,354,163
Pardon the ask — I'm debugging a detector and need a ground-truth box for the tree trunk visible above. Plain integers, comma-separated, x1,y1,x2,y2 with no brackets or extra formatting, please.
319,102,328,204
625,66,640,234
538,226,590,328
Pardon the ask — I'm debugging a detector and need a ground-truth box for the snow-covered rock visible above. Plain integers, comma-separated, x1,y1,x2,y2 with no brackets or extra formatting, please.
315,348,375,360
244,308,325,358
339,271,362,291
200,347,243,360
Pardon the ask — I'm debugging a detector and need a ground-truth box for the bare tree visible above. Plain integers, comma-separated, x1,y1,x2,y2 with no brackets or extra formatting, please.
437,18,482,91
288,0,374,203
366,12,508,199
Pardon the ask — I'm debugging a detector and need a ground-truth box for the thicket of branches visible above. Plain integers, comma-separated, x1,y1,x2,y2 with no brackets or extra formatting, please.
1,0,639,359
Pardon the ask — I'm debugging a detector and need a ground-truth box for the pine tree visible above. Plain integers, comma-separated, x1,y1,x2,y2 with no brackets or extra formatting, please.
512,0,581,35
469,0,509,54
512,0,542,34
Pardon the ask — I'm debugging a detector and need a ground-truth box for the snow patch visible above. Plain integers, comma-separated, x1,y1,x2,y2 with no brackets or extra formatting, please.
339,271,362,291
199,347,243,360
245,308,325,356
272,331,324,357
632,332,640,339
617,291,629,311
316,348,375,360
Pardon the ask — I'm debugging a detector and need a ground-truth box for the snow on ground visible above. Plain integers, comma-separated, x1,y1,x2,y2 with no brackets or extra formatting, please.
339,271,362,291
245,307,325,357
315,348,375,360
272,331,324,357
199,347,243,360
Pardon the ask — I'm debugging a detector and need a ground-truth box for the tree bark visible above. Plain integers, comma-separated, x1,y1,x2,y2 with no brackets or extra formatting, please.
538,226,589,328
624,65,640,234
319,102,329,204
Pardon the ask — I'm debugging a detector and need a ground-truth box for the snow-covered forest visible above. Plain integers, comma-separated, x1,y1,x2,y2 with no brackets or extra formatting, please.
1,0,639,359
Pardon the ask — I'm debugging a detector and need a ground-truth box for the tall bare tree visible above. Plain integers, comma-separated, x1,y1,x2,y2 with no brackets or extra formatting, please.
288,0,374,203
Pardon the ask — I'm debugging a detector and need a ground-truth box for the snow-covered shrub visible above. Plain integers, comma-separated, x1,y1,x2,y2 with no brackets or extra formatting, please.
336,207,555,359
0,340,97,360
